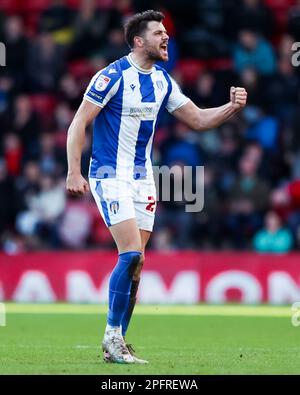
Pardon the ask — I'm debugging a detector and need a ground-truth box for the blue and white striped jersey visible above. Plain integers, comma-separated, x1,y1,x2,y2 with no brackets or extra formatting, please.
84,53,189,180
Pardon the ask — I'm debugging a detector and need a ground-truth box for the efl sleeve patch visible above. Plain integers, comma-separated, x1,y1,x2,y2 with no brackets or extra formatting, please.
94,75,111,92
84,66,121,108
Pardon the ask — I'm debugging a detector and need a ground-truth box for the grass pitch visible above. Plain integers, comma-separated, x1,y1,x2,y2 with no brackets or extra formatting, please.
0,304,300,375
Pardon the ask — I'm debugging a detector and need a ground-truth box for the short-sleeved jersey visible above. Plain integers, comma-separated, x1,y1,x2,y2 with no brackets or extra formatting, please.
84,53,190,180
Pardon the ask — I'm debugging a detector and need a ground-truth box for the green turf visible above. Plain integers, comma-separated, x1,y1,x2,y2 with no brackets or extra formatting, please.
1,304,300,375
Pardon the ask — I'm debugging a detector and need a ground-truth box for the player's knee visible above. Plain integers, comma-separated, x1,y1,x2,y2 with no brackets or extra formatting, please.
122,240,142,253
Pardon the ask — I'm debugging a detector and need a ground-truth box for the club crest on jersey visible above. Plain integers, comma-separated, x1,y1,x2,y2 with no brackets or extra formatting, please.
156,80,164,90
109,201,119,214
95,75,111,91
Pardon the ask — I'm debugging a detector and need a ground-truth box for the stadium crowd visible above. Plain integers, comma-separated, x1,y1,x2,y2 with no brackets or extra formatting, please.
1,0,300,253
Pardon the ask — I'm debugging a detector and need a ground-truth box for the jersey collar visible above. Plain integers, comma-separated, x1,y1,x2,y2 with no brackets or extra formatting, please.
127,53,154,74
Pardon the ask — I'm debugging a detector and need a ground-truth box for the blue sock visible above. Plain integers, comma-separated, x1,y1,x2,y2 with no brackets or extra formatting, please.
107,251,141,327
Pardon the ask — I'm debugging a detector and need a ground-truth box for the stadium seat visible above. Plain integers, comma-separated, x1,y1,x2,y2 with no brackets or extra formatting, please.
0,0,19,14
175,59,206,86
19,0,51,12
265,0,296,31
207,58,233,71
68,59,94,79
175,58,233,86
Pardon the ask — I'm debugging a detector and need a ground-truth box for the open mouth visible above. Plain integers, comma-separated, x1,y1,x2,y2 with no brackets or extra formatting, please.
160,44,168,53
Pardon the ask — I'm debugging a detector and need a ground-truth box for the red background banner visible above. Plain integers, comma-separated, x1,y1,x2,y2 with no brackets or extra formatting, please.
1,252,300,304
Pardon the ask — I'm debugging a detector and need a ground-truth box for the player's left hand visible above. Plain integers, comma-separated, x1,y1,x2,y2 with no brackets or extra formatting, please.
230,86,247,111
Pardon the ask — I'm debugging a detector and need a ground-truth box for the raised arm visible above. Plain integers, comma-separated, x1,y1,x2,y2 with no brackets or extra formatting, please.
66,99,101,195
172,87,247,131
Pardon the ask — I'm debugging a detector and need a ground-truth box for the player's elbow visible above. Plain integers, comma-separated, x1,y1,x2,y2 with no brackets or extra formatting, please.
189,109,211,131
68,115,87,134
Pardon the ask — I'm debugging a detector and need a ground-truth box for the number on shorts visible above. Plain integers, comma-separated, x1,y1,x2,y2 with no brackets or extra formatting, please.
146,196,156,212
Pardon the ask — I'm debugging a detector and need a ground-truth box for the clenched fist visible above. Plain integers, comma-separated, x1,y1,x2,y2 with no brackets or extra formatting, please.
66,173,89,196
230,86,247,111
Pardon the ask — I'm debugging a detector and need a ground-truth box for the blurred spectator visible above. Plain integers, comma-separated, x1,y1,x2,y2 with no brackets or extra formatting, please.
239,68,265,108
289,103,300,154
226,154,270,248
271,180,300,248
155,122,203,249
215,123,243,192
230,0,275,39
0,76,13,116
15,161,41,213
58,194,94,249
39,0,74,45
95,28,128,64
10,95,41,160
70,0,112,59
253,211,293,253
27,32,65,92
1,232,25,255
278,34,295,60
185,71,221,109
244,107,279,151
16,175,66,248
233,30,276,75
2,16,28,89
288,0,300,40
59,74,82,110
154,164,195,249
0,11,5,40
192,166,224,249
152,227,173,251
160,122,203,168
264,57,299,123
38,132,65,176
54,102,74,132
3,133,23,177
0,159,17,234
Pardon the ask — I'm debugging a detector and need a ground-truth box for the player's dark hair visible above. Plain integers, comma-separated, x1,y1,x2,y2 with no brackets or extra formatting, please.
124,10,165,49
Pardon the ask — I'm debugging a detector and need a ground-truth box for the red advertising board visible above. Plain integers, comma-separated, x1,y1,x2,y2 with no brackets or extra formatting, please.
1,251,300,304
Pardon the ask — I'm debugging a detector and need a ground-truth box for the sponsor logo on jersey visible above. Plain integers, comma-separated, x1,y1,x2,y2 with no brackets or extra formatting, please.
95,75,111,91
108,68,117,74
87,91,104,102
129,106,154,118
110,201,119,214
130,84,136,91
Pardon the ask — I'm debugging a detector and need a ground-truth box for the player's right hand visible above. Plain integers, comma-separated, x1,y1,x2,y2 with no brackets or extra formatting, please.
66,173,89,196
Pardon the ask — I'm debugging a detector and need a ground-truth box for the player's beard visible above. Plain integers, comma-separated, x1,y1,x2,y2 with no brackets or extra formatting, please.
144,41,168,62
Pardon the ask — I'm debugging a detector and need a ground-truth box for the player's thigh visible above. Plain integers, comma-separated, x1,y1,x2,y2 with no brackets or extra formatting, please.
109,218,142,254
89,177,141,252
